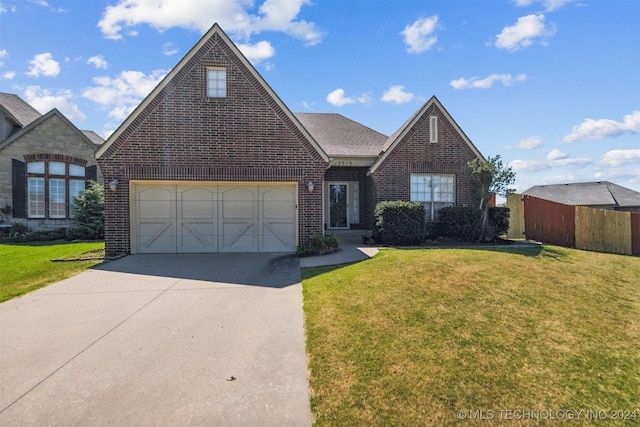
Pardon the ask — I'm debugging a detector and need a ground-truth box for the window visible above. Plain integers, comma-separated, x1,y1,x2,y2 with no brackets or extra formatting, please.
28,177,45,218
69,164,85,177
207,68,227,98
49,179,66,218
26,160,86,220
410,174,455,221
49,161,65,175
429,116,438,143
27,161,45,174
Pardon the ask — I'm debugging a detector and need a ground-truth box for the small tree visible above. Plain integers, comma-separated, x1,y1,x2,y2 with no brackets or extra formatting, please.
468,155,516,241
70,181,104,240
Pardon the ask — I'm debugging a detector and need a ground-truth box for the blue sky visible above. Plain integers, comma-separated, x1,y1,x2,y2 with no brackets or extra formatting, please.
1,0,638,194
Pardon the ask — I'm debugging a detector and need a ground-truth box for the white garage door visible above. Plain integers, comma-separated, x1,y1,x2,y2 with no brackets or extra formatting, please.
133,183,297,253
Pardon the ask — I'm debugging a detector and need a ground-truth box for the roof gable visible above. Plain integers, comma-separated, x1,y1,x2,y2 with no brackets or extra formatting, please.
0,92,42,128
0,108,100,153
295,112,387,157
524,181,640,207
369,96,484,174
96,24,328,162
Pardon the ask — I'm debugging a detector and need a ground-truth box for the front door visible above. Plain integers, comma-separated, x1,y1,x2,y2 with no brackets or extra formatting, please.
328,183,348,229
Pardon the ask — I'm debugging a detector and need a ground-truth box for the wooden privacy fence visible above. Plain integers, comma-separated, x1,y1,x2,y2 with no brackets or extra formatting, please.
523,195,576,248
506,193,525,239
522,195,640,256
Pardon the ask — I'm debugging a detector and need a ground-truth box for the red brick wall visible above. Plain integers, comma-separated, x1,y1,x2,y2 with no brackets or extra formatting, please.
368,102,482,227
98,32,327,255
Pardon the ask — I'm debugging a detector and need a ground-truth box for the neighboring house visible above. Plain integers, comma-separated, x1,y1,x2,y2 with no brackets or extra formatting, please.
0,92,104,230
523,181,640,213
96,24,486,256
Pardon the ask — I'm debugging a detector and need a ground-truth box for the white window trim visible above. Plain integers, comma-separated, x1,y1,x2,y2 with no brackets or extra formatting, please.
429,115,438,143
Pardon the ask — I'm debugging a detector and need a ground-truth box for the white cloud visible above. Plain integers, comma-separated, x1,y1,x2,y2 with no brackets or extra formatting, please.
546,148,567,160
162,42,179,56
510,155,591,172
98,0,323,46
562,111,640,143
0,49,7,68
87,55,108,69
0,3,17,13
450,73,527,89
506,136,544,149
237,40,275,64
513,0,574,11
495,14,556,51
326,88,370,107
23,86,86,121
401,16,439,53
599,149,640,167
381,85,415,104
3,71,15,80
26,52,61,77
83,69,166,120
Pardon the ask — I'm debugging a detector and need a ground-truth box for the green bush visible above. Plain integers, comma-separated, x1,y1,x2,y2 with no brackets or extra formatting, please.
0,225,68,243
485,207,510,241
374,201,425,245
69,181,104,240
297,234,340,256
437,206,482,242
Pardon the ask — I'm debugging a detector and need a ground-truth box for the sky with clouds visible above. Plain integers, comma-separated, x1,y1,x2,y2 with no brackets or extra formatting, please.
0,0,638,194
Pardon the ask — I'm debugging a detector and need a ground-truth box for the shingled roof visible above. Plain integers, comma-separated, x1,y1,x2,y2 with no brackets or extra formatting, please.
524,181,640,208
0,92,42,128
295,113,387,157
81,130,105,147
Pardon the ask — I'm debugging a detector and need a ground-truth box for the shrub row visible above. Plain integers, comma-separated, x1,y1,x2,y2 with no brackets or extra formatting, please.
373,201,510,245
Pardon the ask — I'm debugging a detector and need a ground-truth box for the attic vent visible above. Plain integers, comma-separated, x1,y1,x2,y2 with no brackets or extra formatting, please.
429,116,438,143
207,67,227,98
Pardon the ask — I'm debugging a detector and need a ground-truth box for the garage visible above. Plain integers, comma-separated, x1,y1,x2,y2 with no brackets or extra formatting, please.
132,182,297,254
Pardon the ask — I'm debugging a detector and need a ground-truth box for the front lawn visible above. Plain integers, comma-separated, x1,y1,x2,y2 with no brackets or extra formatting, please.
0,241,105,303
302,246,640,425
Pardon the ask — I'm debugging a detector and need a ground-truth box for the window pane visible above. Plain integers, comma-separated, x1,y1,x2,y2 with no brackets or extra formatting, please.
69,164,85,177
49,178,66,218
28,177,45,218
207,69,227,98
410,174,433,202
69,180,85,218
49,161,65,175
27,161,45,174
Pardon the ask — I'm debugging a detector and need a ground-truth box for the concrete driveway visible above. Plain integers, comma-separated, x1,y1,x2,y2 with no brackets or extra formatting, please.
0,253,311,426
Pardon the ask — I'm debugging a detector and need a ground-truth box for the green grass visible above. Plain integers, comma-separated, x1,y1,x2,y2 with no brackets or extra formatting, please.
302,246,640,426
0,241,105,302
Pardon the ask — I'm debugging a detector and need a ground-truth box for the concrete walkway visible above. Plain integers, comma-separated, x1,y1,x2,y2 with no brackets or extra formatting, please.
0,253,311,426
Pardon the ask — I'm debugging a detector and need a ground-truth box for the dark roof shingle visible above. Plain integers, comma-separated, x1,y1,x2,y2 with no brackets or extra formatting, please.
295,113,387,157
0,92,42,127
523,181,640,207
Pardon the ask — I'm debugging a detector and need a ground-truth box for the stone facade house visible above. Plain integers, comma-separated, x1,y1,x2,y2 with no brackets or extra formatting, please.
0,93,103,230
97,24,486,256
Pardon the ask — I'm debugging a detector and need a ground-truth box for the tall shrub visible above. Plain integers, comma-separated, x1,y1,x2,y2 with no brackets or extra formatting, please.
69,181,104,240
374,201,425,245
437,206,482,242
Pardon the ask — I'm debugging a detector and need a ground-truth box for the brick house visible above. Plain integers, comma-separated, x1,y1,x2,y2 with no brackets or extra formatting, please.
0,93,103,230
96,24,485,256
